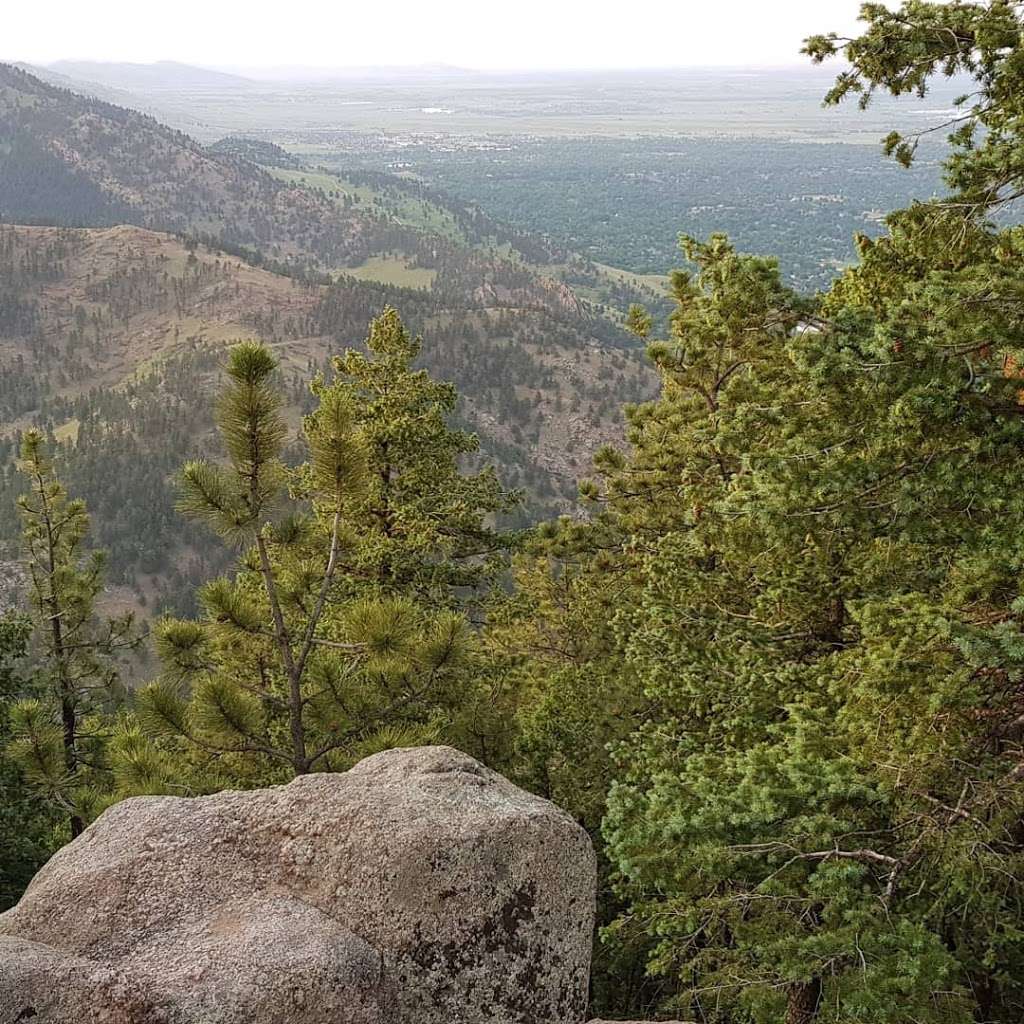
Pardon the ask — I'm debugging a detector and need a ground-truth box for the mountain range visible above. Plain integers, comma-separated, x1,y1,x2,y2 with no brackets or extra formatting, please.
46,60,255,92
0,62,657,613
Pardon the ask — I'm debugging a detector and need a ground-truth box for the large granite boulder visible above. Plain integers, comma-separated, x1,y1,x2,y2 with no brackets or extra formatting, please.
0,746,596,1024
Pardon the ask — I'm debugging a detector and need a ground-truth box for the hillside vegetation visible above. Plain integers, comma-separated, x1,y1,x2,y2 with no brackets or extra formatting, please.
0,221,652,609
8,4,1024,1023
0,62,668,611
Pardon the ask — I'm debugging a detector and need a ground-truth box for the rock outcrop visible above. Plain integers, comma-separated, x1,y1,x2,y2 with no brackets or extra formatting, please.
0,746,596,1024
0,559,26,612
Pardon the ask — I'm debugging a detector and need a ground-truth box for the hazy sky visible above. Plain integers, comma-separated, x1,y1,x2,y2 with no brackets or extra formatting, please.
5,0,869,71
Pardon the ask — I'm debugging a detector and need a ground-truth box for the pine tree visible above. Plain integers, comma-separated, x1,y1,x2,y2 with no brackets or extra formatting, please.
505,220,1024,1020
323,305,515,600
0,611,55,910
482,510,662,1014
7,430,136,837
586,7,1024,1014
124,311,516,790
501,10,1024,1006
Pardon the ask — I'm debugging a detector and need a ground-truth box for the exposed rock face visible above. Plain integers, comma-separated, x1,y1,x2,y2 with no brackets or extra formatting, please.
0,746,596,1024
0,559,26,612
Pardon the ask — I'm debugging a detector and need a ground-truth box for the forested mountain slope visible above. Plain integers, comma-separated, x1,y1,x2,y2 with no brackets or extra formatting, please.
0,61,667,310
0,63,379,264
0,63,664,612
0,223,651,611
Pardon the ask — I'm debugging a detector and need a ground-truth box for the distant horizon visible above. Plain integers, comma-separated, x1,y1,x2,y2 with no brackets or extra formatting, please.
5,0,868,72
13,57,849,81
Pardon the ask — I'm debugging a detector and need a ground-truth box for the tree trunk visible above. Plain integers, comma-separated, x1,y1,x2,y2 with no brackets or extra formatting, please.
255,533,307,776
377,446,394,581
968,970,995,1021
786,979,822,1024
39,470,84,839
60,688,84,838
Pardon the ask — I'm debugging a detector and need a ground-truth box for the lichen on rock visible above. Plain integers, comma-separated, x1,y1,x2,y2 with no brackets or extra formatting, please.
0,746,596,1024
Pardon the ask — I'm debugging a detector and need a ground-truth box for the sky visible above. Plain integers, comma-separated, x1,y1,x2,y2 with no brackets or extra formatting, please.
3,0,870,72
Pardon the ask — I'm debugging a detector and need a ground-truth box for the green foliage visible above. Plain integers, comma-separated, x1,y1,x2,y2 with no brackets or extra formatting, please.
8,10,1024,1022
806,0,1024,208
500,8,1024,1016
512,222,1024,1020
6,430,136,837
0,612,57,910
321,305,516,596
482,510,671,1013
177,341,289,544
122,311,516,791
331,135,943,291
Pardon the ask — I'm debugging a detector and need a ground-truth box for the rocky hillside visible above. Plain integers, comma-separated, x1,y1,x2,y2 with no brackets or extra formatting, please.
0,224,653,611
0,63,379,264
0,63,660,613
0,223,326,414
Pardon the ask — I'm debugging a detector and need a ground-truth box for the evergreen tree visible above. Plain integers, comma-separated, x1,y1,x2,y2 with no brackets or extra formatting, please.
7,430,136,837
492,237,807,1016
0,611,56,910
484,511,664,1014
509,226,1024,1021
506,5,1024,1019
598,233,1024,1022
125,310,516,790
319,305,515,600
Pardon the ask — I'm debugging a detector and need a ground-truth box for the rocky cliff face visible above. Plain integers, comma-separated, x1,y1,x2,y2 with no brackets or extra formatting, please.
0,746,596,1024
0,560,25,613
